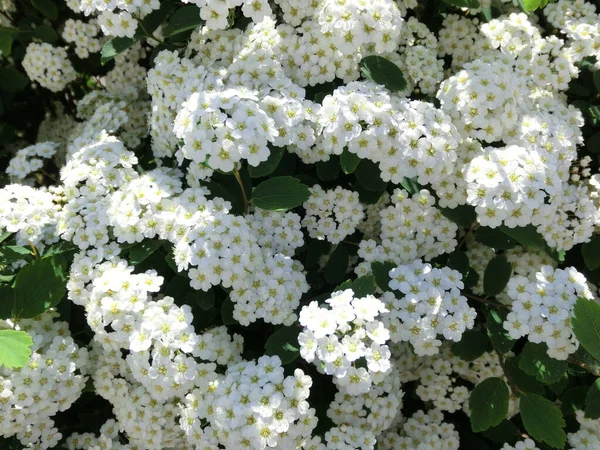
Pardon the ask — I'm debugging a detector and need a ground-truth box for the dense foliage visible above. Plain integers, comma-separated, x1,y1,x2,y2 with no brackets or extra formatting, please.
2,0,600,449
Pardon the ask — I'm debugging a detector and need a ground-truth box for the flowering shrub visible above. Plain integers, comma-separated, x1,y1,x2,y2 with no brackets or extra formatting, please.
3,0,600,449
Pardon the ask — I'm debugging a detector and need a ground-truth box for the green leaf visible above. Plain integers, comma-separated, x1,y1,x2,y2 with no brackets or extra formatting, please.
340,149,360,174
399,177,421,195
504,356,545,395
5,257,66,319
187,289,215,311
483,254,512,297
0,28,15,56
371,261,396,292
442,0,481,8
316,156,340,182
560,386,587,416
349,275,376,297
355,159,387,192
249,147,284,178
440,205,476,228
594,71,600,93
469,377,509,432
452,329,490,361
587,131,600,154
359,55,407,92
324,245,349,285
101,36,138,65
128,240,163,265
221,297,236,325
475,227,518,250
585,378,600,419
520,393,566,449
0,330,32,368
485,308,515,353
572,298,600,362
447,250,469,277
163,5,203,37
481,420,519,444
519,342,567,384
0,246,32,264
0,67,29,93
582,235,600,271
498,225,562,261
33,24,58,43
252,176,310,211
31,0,58,20
265,326,300,365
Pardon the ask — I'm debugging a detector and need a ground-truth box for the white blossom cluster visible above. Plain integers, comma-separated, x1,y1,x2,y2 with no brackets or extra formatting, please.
386,260,476,356
187,356,316,449
298,289,392,395
0,311,89,450
22,43,77,92
501,439,541,450
65,419,127,450
567,410,600,449
0,184,60,248
6,142,58,182
248,209,304,256
356,189,457,272
61,19,103,59
314,81,462,191
377,409,460,450
302,186,364,245
504,266,596,360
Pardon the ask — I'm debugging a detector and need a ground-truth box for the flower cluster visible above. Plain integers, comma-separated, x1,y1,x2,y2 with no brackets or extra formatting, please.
298,289,391,395
356,189,457,271
6,142,58,182
302,186,364,244
504,266,596,359
0,311,88,450
22,43,77,92
61,19,103,59
386,260,476,356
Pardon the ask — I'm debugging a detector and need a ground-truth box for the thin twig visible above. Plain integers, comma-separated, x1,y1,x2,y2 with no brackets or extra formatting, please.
459,222,480,249
465,293,511,309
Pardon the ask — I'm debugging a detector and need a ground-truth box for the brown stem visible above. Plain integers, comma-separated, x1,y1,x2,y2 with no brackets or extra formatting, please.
568,356,600,377
459,222,480,249
465,293,511,309
233,168,249,215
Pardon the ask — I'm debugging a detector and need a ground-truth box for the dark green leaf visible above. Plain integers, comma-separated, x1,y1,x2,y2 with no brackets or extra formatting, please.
399,177,421,195
485,308,515,353
163,5,203,37
101,36,138,65
316,156,340,181
482,420,519,444
187,289,215,311
440,205,476,228
475,227,518,250
447,250,469,276
587,131,600,154
442,0,481,8
221,297,236,325
265,326,300,365
519,342,567,384
572,298,600,362
324,245,349,285
340,149,360,174
560,386,587,416
128,240,163,265
359,55,407,92
350,275,376,297
498,225,562,261
355,159,387,192
31,0,58,20
249,147,284,178
585,379,600,419
0,67,29,93
0,330,32,368
469,377,509,432
305,240,330,270
33,24,58,43
371,261,396,292
252,176,310,211
520,393,566,449
451,329,490,361
582,235,600,271
504,356,545,395
0,28,14,56
0,246,32,264
594,71,600,93
1,257,66,319
483,254,512,297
